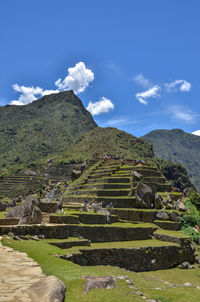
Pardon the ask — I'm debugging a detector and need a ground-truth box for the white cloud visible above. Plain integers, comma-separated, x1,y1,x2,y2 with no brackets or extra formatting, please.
165,79,191,92
104,116,133,127
192,130,200,136
135,85,161,105
55,61,94,93
86,97,114,116
42,89,59,96
134,73,151,88
11,84,59,105
169,106,196,122
10,61,95,105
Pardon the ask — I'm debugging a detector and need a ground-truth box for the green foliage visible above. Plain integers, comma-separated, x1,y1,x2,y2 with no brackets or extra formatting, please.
0,90,97,171
189,191,200,209
143,128,200,191
154,158,194,192
181,199,200,242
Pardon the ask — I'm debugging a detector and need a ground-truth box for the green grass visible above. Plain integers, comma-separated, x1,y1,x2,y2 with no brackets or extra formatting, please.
2,237,200,302
154,229,189,238
0,211,7,218
66,239,178,251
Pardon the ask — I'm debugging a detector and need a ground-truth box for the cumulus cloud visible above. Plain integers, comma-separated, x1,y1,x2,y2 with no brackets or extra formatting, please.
134,73,151,88
86,97,114,116
192,130,200,136
55,62,94,93
165,80,191,92
135,85,161,105
11,84,59,105
11,61,94,105
169,106,196,122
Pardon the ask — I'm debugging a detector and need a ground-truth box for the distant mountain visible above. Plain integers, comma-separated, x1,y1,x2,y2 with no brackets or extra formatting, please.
0,90,97,169
142,129,200,191
0,92,194,192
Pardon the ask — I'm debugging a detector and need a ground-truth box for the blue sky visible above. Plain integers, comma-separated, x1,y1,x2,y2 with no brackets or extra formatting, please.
1,0,200,137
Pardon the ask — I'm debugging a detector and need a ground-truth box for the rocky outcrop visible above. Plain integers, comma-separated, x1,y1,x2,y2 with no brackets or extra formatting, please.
6,195,42,225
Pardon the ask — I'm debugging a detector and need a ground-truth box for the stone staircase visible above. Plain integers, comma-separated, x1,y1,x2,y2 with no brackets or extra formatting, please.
63,159,172,208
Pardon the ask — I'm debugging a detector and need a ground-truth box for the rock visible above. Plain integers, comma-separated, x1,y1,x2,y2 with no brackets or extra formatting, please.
170,211,181,222
31,235,40,241
154,193,163,209
132,171,143,180
83,276,116,293
18,235,29,240
156,211,169,220
183,282,193,287
71,169,82,181
147,300,157,302
178,262,195,269
136,183,155,208
165,202,173,210
117,275,126,280
126,279,133,285
25,194,39,205
13,236,23,241
8,232,14,237
135,291,143,296
26,275,66,302
176,199,187,212
91,203,111,223
6,195,42,225
38,234,45,239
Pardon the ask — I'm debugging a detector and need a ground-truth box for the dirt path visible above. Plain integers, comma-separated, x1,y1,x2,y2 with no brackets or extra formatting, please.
0,236,45,302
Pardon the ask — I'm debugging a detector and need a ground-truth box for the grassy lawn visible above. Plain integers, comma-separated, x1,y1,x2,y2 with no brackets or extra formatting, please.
2,237,200,302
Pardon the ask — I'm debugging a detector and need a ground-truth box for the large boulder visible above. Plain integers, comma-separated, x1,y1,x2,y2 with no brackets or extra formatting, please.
6,195,42,225
91,203,111,223
135,183,155,208
26,275,66,302
156,211,169,220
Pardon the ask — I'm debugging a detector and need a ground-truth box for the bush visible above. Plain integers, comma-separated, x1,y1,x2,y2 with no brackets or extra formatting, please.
181,199,200,242
189,191,200,209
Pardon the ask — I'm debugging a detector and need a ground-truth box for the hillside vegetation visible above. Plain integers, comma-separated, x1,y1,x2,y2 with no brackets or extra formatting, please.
143,129,200,191
0,90,96,169
51,127,155,164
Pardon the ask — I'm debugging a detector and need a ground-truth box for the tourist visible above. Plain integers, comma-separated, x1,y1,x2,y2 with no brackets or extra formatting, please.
83,199,89,212
57,200,63,213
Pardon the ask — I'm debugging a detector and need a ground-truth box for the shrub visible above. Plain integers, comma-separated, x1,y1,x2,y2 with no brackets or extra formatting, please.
189,191,200,209
181,199,200,242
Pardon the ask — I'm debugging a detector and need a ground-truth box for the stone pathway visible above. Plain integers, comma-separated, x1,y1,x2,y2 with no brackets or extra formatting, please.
0,236,45,302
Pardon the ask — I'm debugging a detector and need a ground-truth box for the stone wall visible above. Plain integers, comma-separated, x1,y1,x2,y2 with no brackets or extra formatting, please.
49,215,80,224
0,224,157,241
111,209,157,222
38,202,58,213
67,244,195,272
0,218,19,225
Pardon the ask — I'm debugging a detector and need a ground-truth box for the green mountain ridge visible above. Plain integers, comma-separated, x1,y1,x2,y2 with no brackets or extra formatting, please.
0,90,97,168
0,91,194,192
142,129,200,191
